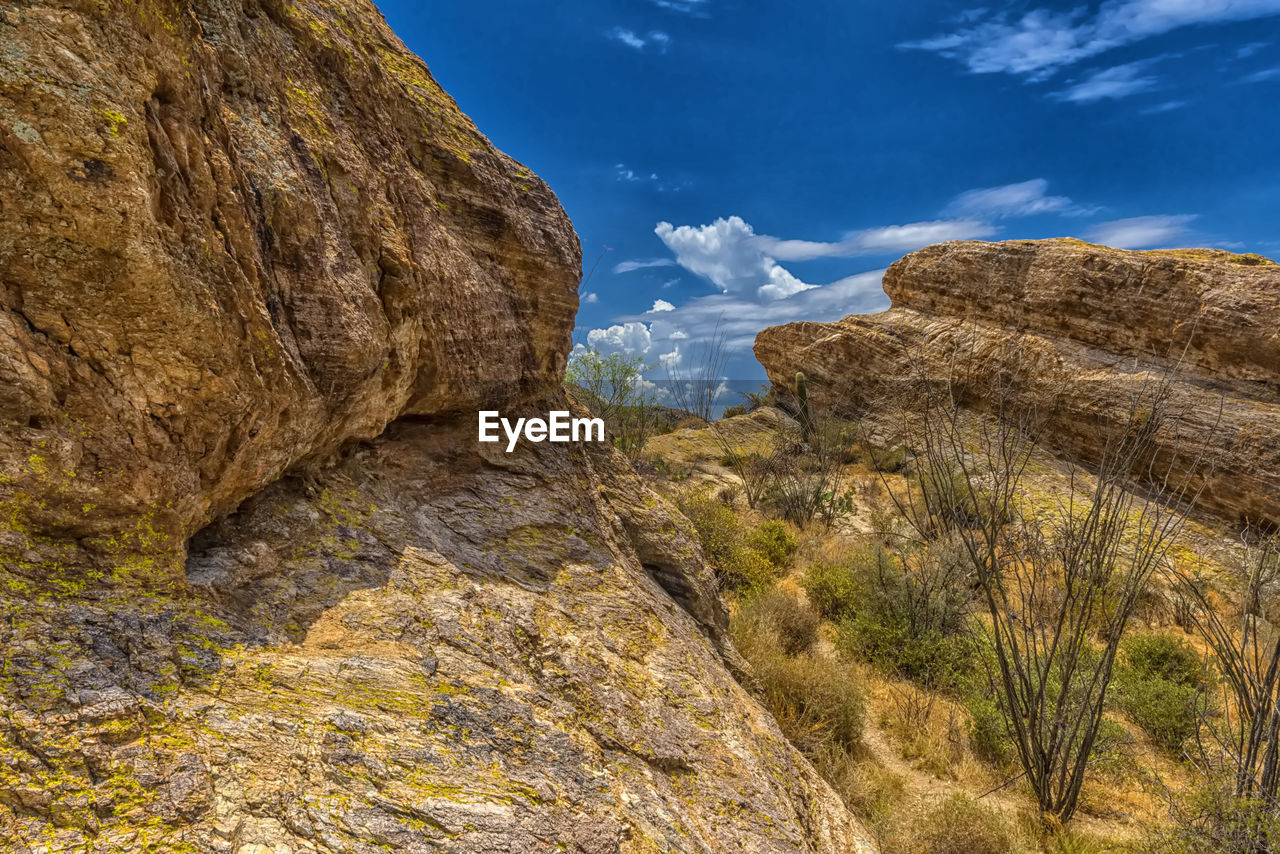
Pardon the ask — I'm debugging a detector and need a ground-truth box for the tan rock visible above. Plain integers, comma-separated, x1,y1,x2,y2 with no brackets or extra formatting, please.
756,239,1280,527
1,0,579,578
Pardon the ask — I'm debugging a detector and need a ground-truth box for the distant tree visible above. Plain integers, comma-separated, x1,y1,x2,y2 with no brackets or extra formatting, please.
565,347,659,458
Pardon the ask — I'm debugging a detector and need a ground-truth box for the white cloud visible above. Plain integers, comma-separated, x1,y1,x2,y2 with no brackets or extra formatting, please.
655,216,815,300
587,321,653,355
945,179,1084,218
1141,99,1189,113
1241,65,1280,82
652,0,709,14
756,219,996,261
606,27,671,51
649,299,676,313
1053,60,1160,102
584,292,599,304
903,1,1280,79
658,346,682,368
1085,214,1197,248
614,258,676,274
616,271,890,356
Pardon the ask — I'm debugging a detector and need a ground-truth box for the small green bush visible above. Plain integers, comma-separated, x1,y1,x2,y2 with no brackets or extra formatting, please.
801,554,869,621
864,442,909,473
900,793,1014,854
815,541,974,688
747,520,798,569
1116,633,1211,754
1123,633,1207,688
677,491,784,591
965,693,1016,766
721,404,749,419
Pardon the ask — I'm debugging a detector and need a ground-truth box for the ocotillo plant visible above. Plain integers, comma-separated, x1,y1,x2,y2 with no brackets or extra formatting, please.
796,371,814,444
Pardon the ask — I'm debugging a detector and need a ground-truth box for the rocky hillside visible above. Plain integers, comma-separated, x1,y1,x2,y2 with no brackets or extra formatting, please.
0,1,871,850
755,239,1280,528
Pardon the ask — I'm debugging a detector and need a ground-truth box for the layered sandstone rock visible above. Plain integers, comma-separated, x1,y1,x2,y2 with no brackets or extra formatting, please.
756,239,1280,527
0,2,871,850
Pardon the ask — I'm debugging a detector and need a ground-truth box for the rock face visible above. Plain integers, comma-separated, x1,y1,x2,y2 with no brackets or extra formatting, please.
0,2,872,851
756,239,1280,528
1,0,579,579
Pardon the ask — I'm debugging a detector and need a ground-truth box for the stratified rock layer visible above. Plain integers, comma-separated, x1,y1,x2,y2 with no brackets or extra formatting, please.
0,1,871,850
755,239,1280,527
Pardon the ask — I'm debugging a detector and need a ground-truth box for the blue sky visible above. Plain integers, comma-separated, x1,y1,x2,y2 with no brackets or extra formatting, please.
383,1,1280,383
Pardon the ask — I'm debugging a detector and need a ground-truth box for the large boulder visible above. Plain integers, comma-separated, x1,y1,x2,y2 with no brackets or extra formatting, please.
755,239,1280,527
1,0,579,579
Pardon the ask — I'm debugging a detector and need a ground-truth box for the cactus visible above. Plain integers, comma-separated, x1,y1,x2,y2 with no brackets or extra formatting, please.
795,371,813,444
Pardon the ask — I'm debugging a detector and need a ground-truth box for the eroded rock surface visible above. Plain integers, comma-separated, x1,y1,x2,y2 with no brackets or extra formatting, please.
0,418,870,852
1,0,579,578
755,239,1280,527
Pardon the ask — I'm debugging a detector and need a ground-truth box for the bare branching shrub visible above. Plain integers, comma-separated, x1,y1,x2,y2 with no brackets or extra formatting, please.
875,335,1212,821
1162,532,1280,850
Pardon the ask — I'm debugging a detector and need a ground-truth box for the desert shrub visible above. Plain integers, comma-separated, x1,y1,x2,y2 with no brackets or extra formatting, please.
721,404,749,419
732,609,864,752
965,693,1017,766
801,546,884,621
756,651,865,752
899,793,1014,854
1123,633,1207,687
677,491,785,591
831,541,975,688
863,441,909,473
746,520,798,569
736,589,820,656
1139,776,1280,854
1115,633,1210,753
674,415,709,430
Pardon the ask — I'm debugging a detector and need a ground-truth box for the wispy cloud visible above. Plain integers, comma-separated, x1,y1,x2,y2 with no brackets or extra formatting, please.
615,164,659,183
1085,214,1197,248
944,178,1086,218
606,27,671,51
1237,41,1269,59
1241,65,1280,82
651,0,710,15
1141,99,1189,114
1052,60,1161,102
902,1,1280,80
614,258,676,274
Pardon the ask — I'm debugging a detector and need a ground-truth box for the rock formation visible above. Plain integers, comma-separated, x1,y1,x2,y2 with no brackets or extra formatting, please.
756,239,1280,528
0,1,872,850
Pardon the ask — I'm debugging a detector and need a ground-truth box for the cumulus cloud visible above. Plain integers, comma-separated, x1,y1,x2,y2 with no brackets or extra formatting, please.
1085,215,1197,248
649,299,676,313
902,0,1280,79
587,321,653,355
655,216,815,300
606,28,671,51
1053,60,1161,102
945,179,1084,218
654,215,993,302
583,292,599,304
